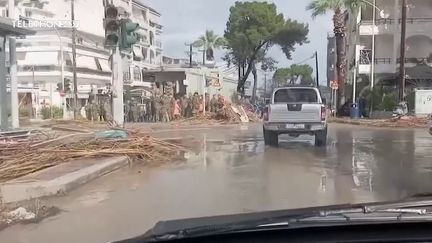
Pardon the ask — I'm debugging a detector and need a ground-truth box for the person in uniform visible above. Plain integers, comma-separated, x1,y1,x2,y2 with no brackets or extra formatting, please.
145,100,151,122
160,94,169,122
217,94,225,111
90,100,99,122
131,101,139,123
205,93,210,112
210,94,217,112
169,96,175,121
192,92,200,117
85,102,92,120
187,93,193,118
151,95,157,122
99,101,106,122
103,99,112,121
181,95,188,118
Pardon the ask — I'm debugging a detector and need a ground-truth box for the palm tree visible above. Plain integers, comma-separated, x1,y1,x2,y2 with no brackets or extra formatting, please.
307,0,364,106
193,30,225,61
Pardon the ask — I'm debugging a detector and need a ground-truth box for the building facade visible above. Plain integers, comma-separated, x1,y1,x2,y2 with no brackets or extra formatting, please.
0,0,163,117
114,0,163,87
348,0,432,94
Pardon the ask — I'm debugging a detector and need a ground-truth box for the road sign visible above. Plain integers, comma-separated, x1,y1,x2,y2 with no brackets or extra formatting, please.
331,80,338,90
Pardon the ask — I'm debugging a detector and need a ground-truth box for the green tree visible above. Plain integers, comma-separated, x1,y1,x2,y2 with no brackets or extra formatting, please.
251,54,277,102
273,64,314,86
307,0,365,105
224,1,309,94
193,30,225,61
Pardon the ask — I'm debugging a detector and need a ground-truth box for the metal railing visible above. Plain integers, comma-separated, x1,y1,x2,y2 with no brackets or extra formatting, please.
397,57,432,64
361,17,432,25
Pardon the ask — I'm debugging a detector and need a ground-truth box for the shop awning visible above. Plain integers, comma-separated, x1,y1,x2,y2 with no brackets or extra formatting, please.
17,71,111,85
18,51,59,66
143,70,186,83
98,58,111,72
76,55,98,70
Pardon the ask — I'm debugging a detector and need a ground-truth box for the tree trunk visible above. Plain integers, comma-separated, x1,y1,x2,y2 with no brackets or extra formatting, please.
251,62,258,102
333,9,347,108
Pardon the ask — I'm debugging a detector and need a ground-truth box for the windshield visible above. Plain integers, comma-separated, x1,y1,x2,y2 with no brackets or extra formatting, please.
1,0,432,243
274,89,318,103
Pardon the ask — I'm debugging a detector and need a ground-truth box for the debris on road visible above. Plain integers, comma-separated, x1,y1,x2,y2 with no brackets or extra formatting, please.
0,129,186,183
0,200,60,231
171,104,261,125
329,116,430,128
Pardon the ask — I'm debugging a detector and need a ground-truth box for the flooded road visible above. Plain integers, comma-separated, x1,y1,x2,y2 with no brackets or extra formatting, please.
2,123,432,243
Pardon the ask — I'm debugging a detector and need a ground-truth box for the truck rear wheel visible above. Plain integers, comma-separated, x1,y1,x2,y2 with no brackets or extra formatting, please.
315,128,327,147
264,128,278,146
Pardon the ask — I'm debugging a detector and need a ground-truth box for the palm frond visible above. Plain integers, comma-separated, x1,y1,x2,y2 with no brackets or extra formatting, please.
306,0,346,18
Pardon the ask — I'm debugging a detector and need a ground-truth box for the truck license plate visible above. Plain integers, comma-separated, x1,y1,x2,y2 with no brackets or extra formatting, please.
286,124,305,129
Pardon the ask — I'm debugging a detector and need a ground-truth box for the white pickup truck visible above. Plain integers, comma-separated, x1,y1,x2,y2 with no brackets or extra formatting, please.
263,86,328,147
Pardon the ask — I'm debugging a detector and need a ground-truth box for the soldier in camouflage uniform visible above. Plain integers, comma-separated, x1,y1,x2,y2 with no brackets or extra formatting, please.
90,100,100,122
191,92,200,117
210,94,218,112
160,93,169,122
169,96,176,121
154,90,162,122
205,93,210,112
99,101,106,122
85,102,92,120
103,99,112,121
131,101,139,123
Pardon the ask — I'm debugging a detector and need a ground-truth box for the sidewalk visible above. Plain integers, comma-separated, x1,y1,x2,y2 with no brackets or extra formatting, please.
329,117,429,128
0,156,128,203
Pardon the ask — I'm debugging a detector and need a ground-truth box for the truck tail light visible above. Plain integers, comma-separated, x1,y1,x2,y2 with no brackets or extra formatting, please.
321,106,326,121
263,106,270,121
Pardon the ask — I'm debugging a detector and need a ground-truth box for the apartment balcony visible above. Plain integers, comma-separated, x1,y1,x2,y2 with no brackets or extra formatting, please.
154,40,162,51
358,56,432,75
359,18,432,36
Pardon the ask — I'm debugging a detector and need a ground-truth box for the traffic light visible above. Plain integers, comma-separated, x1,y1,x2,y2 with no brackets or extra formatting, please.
104,5,120,49
56,82,63,92
64,78,71,93
120,19,139,50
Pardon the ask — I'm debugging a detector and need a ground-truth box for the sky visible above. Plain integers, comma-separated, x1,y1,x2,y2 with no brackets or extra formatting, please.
144,0,333,85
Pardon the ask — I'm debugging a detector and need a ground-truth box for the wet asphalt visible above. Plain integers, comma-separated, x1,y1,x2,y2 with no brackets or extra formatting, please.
1,123,432,243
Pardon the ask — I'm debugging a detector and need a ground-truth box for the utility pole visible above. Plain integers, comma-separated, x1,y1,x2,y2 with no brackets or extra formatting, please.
315,51,319,87
71,0,79,119
371,0,376,90
0,36,7,131
264,73,267,97
399,0,407,102
112,46,124,126
8,0,18,128
189,44,193,68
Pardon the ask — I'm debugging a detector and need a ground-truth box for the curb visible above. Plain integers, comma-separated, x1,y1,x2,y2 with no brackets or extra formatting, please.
0,156,129,203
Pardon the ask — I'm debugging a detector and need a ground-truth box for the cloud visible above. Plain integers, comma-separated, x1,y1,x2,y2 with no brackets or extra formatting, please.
144,0,333,84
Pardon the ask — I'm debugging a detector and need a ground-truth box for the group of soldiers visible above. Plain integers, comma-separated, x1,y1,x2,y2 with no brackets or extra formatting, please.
84,99,111,122
83,91,227,123
123,91,227,123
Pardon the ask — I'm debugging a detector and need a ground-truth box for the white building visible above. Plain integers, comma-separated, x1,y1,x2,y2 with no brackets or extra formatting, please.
114,0,163,87
0,0,163,116
348,0,432,94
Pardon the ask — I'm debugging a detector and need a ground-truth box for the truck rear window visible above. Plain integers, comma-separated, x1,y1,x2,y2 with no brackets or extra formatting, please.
273,89,318,103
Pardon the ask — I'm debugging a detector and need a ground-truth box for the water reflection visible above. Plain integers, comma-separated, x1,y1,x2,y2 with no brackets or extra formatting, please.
179,125,432,206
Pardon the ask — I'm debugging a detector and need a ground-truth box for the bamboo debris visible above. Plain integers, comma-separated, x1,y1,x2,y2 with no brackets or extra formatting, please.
0,131,185,183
